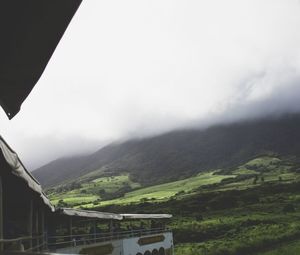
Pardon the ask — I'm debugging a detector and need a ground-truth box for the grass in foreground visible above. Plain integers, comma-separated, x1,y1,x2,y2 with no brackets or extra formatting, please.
257,240,300,255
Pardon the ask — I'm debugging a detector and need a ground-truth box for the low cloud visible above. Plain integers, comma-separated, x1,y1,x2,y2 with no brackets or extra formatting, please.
1,0,300,168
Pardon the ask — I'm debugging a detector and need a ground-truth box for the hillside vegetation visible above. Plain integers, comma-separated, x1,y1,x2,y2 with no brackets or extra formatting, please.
47,155,299,208
47,154,300,254
36,114,300,254
34,114,300,188
48,171,234,207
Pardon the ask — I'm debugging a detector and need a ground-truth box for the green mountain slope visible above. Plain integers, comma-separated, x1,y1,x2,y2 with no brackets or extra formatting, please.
47,154,300,255
33,114,300,188
47,155,300,208
48,171,234,207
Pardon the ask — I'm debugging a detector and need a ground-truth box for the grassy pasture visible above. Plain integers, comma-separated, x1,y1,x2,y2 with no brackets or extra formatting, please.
49,156,296,208
49,174,140,206
81,171,234,208
258,240,300,255
48,155,300,254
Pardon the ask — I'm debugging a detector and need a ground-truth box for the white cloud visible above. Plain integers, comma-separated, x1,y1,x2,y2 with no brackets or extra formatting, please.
1,0,300,168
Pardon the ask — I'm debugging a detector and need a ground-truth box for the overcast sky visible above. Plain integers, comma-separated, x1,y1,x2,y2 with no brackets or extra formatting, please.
1,0,300,169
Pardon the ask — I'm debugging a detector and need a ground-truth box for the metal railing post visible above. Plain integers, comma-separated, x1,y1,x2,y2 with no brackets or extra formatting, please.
69,217,73,246
93,220,96,243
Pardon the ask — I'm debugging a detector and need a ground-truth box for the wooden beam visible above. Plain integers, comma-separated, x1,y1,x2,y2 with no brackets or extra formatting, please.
93,220,96,243
35,208,39,251
110,220,113,240
69,217,73,246
0,176,3,252
40,208,45,251
27,200,33,250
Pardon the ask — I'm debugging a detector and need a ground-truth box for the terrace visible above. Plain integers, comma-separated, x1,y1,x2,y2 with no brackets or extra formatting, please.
47,209,172,254
0,136,174,255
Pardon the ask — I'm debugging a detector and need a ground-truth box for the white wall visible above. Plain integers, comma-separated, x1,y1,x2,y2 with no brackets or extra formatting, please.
55,232,174,255
122,232,174,255
55,239,122,255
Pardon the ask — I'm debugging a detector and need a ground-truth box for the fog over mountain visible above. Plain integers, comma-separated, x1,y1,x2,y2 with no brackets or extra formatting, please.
1,0,300,169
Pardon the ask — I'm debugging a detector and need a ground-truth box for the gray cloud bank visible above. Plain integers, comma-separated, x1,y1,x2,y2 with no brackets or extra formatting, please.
1,0,300,169
17,81,300,170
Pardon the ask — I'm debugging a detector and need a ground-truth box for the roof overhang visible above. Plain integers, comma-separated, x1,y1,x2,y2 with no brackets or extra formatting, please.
0,0,82,119
58,208,123,221
121,214,173,220
57,209,172,221
0,136,54,211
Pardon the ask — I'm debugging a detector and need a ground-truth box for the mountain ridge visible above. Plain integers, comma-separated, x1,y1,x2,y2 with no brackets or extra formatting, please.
33,114,300,188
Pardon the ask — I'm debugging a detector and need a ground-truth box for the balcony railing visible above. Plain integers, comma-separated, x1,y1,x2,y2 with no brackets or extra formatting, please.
48,227,171,250
0,233,46,252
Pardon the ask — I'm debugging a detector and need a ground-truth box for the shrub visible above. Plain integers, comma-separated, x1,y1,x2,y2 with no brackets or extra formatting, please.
283,203,295,213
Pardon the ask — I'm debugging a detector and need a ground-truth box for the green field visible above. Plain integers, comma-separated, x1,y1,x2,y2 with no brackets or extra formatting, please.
49,174,141,206
48,155,298,208
49,171,234,207
258,240,300,255
48,155,300,254
174,211,300,255
84,171,235,207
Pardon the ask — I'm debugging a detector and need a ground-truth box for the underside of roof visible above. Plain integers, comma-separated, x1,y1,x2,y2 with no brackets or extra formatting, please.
0,0,82,119
59,209,172,221
59,208,123,220
0,135,54,211
121,214,173,219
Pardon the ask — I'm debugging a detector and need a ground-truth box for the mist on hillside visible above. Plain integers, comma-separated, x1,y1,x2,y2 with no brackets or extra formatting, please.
27,82,300,170
1,0,300,169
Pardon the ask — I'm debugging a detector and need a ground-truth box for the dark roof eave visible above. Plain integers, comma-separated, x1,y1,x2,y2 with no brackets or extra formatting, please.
0,0,82,119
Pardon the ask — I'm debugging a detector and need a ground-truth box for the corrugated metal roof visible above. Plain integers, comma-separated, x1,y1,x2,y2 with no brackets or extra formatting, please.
0,135,54,211
59,208,123,220
59,209,172,220
121,214,173,219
